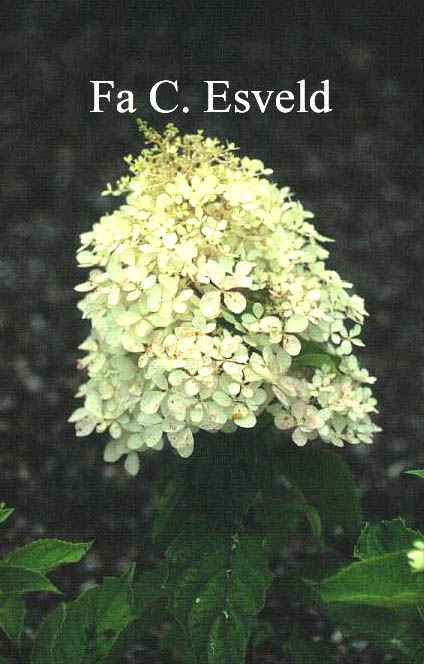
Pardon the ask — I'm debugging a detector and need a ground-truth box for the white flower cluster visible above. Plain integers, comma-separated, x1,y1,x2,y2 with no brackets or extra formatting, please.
70,122,380,475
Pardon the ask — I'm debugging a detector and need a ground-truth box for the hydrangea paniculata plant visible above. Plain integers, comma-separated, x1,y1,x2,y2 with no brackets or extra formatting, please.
70,122,380,475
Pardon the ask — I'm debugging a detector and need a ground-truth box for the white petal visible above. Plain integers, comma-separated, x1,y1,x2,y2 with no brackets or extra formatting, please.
143,424,163,447
75,416,97,437
104,440,124,462
109,422,122,439
207,260,226,286
285,315,309,334
127,434,145,450
116,311,141,327
292,428,308,446
124,451,140,476
139,391,165,415
274,412,295,430
283,334,301,356
184,379,199,396
272,385,290,407
236,412,257,428
74,281,95,293
85,392,103,418
189,404,204,424
121,331,145,353
223,291,247,314
212,390,232,407
141,274,157,289
135,320,153,338
167,394,187,421
168,427,194,457
68,408,87,423
177,289,194,302
162,232,178,248
200,290,221,319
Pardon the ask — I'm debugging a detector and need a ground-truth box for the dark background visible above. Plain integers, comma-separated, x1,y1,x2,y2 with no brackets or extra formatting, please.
1,1,423,661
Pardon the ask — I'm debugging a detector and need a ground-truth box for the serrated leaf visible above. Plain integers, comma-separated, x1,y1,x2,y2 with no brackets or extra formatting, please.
165,523,273,664
319,551,424,608
0,595,25,647
32,567,135,664
0,565,59,595
354,519,423,560
0,508,14,525
3,539,92,574
280,447,361,547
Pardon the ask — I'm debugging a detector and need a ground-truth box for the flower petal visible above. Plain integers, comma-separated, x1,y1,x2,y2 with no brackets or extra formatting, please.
200,290,221,319
223,291,247,314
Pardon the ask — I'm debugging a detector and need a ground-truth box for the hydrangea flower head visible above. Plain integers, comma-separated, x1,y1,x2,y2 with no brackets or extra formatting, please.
70,121,380,475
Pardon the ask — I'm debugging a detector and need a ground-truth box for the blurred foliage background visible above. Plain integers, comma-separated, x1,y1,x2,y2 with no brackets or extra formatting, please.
1,1,423,660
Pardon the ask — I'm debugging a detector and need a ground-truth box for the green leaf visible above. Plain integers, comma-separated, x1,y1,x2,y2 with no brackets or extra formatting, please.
131,563,167,624
0,595,25,647
0,507,14,525
254,484,309,555
191,433,260,529
108,564,169,663
319,551,424,608
284,558,343,606
0,565,59,595
305,505,322,543
32,567,135,664
32,603,67,664
405,469,424,480
354,519,423,560
293,353,339,373
165,522,273,664
293,340,340,373
153,470,192,552
280,447,362,546
154,432,260,551
319,522,424,659
3,539,92,574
